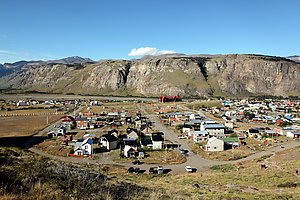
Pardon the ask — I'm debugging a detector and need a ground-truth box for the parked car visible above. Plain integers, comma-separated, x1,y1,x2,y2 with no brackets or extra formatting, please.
178,135,186,139
132,159,141,165
180,149,189,154
185,166,193,173
157,166,164,174
149,167,156,174
127,167,135,173
134,167,140,173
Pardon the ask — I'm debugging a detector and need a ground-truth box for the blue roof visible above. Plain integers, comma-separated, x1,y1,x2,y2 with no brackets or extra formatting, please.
203,124,225,129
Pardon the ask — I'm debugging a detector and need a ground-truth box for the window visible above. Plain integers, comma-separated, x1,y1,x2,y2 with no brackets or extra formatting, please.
214,147,217,149
85,145,88,149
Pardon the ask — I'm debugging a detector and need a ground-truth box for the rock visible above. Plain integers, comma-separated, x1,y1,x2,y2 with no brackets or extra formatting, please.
1,54,300,97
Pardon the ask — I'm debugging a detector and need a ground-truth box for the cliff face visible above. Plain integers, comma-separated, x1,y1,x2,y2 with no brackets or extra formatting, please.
0,54,299,97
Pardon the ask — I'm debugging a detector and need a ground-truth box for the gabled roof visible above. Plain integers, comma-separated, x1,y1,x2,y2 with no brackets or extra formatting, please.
76,117,88,121
82,138,93,146
123,138,138,146
221,137,239,143
185,119,202,125
101,134,118,142
203,124,225,129
140,135,153,145
151,132,164,142
194,130,209,136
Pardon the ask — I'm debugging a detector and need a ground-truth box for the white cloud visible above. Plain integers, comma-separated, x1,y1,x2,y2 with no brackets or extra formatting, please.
128,47,176,57
128,47,158,57
158,50,177,55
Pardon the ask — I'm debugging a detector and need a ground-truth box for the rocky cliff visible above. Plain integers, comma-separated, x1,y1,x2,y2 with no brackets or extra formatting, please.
0,54,299,97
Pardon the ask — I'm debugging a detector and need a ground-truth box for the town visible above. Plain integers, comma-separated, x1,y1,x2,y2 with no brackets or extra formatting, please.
1,95,300,175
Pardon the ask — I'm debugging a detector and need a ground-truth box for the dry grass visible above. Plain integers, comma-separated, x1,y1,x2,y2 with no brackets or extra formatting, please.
0,115,61,137
35,139,70,157
110,149,186,165
191,138,268,161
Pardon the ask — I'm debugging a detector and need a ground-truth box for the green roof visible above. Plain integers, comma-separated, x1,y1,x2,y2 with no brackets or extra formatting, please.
221,137,239,142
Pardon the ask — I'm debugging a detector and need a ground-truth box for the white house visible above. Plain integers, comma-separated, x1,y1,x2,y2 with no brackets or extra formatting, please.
193,130,209,143
204,137,224,152
151,132,164,149
202,124,225,137
182,125,193,137
286,131,300,138
74,138,93,156
123,138,138,158
100,134,118,150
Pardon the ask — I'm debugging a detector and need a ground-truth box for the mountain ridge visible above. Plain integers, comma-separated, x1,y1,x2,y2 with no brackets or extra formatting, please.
0,54,299,97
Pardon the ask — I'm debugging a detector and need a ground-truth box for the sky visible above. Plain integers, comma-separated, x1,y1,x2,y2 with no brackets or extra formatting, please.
0,0,300,63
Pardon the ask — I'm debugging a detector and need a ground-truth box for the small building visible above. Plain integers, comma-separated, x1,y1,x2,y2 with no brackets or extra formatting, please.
182,124,193,137
74,138,93,156
222,137,239,149
151,132,164,149
140,135,153,149
122,138,138,158
202,124,225,137
100,134,118,150
193,130,209,143
76,117,89,129
204,137,224,152
127,128,140,140
286,131,300,138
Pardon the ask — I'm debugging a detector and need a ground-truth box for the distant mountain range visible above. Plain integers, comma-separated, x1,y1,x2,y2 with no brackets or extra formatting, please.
0,56,94,78
0,54,300,97
286,56,300,63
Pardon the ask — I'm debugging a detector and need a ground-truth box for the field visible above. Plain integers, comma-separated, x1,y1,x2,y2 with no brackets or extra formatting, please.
109,149,187,165
0,115,61,137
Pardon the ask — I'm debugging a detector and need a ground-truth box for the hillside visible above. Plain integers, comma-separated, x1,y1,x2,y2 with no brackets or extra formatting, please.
1,54,300,97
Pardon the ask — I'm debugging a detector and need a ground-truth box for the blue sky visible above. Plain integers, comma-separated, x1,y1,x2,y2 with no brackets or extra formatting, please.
0,0,299,63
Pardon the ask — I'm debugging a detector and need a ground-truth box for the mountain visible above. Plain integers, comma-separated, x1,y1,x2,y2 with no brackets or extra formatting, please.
45,56,95,64
287,56,300,63
0,54,300,97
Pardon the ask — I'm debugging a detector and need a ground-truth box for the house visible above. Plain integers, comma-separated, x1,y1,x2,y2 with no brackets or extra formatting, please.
204,137,224,152
140,135,153,149
74,138,93,156
108,112,119,119
76,117,89,129
127,128,140,140
151,132,164,149
264,129,279,137
222,137,239,149
193,130,209,143
100,134,118,150
224,121,234,129
122,138,138,158
48,126,66,138
61,116,75,128
182,124,193,137
275,127,295,136
140,124,153,135
202,124,225,137
247,128,260,138
286,131,300,138
108,129,119,138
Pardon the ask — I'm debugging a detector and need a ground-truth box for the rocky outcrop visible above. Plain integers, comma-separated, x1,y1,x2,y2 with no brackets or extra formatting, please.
1,54,300,97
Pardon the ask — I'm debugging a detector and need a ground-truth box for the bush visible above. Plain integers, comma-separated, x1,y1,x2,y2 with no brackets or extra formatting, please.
278,182,299,188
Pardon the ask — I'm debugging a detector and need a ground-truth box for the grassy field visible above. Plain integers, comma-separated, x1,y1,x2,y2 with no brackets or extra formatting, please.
0,115,61,137
109,149,187,165
186,100,223,110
